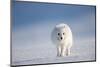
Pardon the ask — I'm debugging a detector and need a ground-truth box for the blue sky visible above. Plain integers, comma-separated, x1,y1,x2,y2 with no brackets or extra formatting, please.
12,1,95,29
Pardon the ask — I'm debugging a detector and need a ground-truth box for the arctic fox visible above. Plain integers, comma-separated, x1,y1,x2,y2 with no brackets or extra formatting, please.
51,23,73,57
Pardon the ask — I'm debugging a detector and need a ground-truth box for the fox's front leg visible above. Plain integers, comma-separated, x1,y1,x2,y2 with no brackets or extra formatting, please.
61,46,67,57
57,45,61,56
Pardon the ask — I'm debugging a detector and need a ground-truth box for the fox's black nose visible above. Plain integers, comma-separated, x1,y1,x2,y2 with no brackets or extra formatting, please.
61,37,63,40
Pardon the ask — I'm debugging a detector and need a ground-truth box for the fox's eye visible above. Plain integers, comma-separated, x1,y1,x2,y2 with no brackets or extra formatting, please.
63,33,65,35
58,33,60,36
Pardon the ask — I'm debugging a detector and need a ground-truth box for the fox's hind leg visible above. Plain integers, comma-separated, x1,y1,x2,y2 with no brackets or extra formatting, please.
66,48,71,56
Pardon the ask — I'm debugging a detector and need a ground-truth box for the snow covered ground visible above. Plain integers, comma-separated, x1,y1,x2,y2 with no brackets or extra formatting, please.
12,37,96,66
